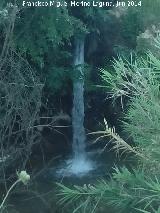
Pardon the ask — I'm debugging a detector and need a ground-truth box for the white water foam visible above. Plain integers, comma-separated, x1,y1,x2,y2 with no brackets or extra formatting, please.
56,156,95,177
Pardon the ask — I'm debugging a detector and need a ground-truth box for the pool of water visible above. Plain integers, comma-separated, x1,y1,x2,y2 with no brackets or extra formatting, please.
2,149,131,213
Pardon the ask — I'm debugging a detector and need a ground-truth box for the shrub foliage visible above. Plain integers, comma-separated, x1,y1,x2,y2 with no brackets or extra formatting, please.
57,45,160,213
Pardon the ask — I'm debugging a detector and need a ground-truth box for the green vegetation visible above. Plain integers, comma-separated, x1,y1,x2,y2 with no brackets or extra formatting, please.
0,0,160,212
0,171,30,212
57,48,160,212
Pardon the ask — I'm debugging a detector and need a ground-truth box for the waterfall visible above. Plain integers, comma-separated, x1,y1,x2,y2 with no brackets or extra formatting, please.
72,81,86,158
56,37,94,177
72,38,86,159
68,37,93,175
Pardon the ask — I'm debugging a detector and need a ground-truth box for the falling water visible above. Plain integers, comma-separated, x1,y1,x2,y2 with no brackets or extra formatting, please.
68,37,93,175
72,38,86,158
72,81,86,158
56,37,94,177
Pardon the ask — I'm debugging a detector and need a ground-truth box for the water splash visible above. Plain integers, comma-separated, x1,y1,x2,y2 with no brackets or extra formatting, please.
56,156,95,177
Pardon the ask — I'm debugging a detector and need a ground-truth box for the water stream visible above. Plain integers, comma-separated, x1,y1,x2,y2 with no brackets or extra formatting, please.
69,37,94,175
56,37,94,177
72,38,86,159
